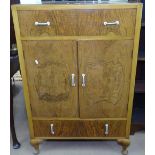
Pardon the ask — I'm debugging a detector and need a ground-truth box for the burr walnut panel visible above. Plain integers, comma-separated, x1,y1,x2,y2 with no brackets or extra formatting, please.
17,8,136,37
33,120,126,137
22,40,79,118
78,9,136,37
78,40,134,118
18,10,77,37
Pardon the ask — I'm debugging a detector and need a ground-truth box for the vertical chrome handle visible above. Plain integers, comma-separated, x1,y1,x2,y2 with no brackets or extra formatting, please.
34,59,39,65
82,74,86,87
104,123,109,135
103,21,119,26
35,21,50,26
71,74,76,87
50,124,54,135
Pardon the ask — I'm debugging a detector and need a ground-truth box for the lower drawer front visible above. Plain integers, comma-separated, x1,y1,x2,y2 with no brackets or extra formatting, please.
33,120,126,138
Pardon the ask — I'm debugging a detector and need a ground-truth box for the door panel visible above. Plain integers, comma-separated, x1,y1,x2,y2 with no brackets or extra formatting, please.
78,40,133,118
22,41,79,118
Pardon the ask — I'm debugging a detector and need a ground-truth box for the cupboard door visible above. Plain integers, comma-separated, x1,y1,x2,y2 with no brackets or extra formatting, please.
22,41,79,118
78,40,134,118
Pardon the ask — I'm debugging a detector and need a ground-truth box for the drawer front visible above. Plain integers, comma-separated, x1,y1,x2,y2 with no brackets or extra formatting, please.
78,9,137,37
18,9,136,37
33,120,126,138
18,10,77,37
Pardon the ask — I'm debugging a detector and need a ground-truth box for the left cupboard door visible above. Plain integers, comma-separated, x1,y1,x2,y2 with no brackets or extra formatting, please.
22,41,79,118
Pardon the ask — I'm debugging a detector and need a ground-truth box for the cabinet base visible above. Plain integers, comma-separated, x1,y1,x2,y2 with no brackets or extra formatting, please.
30,138,130,155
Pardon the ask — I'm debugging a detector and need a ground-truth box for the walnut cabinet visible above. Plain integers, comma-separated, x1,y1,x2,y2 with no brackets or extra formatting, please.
12,3,142,155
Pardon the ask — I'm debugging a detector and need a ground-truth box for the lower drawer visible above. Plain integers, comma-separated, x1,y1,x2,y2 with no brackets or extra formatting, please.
33,120,126,138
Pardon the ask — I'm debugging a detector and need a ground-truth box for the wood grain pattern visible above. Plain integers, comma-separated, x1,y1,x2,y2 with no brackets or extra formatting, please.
22,40,79,118
78,40,134,118
18,10,77,37
18,9,136,37
78,9,136,37
20,36,133,41
32,117,127,121
33,120,126,138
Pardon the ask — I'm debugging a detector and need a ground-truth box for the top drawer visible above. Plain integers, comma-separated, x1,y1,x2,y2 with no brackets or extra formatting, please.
78,9,137,37
17,9,137,37
17,10,77,37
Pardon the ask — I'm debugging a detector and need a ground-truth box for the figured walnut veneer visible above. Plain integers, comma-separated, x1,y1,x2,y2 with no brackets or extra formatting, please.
18,9,136,37
78,40,133,118
33,120,126,138
22,40,79,118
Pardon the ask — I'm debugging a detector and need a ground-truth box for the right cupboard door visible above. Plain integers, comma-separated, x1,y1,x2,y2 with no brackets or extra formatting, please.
78,40,134,118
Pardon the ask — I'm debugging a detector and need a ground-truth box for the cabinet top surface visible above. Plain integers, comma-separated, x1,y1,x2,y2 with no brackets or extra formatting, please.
19,0,137,4
12,1,142,9
17,0,140,4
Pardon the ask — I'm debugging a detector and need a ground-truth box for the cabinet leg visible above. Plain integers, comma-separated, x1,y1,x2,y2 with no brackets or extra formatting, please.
117,139,130,155
30,139,42,155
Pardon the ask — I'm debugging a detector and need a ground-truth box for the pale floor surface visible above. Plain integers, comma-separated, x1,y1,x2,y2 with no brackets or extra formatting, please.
10,81,145,155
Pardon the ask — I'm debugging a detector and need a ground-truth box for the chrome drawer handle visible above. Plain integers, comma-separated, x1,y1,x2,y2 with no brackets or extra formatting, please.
82,74,86,87
104,123,109,135
35,21,50,26
71,74,76,87
103,21,119,26
50,124,55,135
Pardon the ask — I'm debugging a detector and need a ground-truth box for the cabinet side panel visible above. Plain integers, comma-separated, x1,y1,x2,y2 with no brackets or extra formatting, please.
126,4,143,137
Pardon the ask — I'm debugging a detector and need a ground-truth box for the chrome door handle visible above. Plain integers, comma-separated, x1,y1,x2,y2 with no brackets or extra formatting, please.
50,124,55,135
34,59,39,65
104,123,109,135
82,74,86,87
71,74,76,87
35,21,50,26
103,21,119,26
